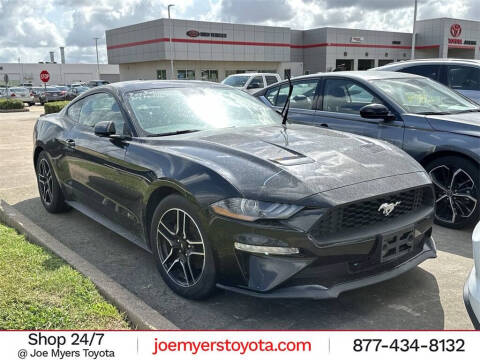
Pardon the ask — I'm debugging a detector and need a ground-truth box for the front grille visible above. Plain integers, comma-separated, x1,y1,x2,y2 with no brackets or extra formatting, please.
310,187,430,238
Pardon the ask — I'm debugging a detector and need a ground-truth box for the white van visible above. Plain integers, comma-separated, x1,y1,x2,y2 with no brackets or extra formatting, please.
221,73,281,93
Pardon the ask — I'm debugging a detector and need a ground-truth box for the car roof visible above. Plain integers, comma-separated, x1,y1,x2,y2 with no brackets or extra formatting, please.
226,73,278,77
374,58,480,69
105,80,230,94
288,71,422,82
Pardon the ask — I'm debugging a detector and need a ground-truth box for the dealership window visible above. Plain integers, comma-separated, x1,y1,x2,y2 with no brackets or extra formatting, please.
358,59,375,71
201,70,219,82
400,65,440,81
322,79,381,115
177,70,195,80
156,70,167,80
268,79,319,110
335,60,353,71
378,59,394,67
447,66,480,91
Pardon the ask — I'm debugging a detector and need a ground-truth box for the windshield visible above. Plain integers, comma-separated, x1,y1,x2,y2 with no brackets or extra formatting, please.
126,87,281,135
371,77,479,115
76,86,89,92
56,86,68,91
221,75,250,87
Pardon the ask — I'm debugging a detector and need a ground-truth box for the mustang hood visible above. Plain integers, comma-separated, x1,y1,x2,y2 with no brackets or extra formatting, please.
162,124,426,203
426,112,480,137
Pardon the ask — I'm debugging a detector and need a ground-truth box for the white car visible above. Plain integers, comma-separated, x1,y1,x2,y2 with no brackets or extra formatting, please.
221,73,281,93
464,222,480,329
2,87,35,105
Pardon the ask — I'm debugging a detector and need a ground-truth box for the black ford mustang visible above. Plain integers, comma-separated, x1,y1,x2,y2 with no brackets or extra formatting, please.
33,80,436,299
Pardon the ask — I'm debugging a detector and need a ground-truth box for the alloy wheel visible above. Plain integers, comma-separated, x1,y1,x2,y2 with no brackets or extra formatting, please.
38,158,53,206
156,208,206,287
429,165,477,224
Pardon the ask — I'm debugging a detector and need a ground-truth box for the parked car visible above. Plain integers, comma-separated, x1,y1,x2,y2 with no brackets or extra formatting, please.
87,79,110,87
65,86,89,100
464,222,480,329
255,71,480,229
371,59,480,104
4,87,35,105
221,73,281,93
30,87,45,104
39,87,65,104
55,85,69,97
33,80,436,299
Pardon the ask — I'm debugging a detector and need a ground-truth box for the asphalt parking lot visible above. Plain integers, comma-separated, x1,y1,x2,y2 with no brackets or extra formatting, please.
0,106,475,329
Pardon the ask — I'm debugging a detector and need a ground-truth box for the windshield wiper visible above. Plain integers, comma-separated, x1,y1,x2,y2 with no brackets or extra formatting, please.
452,109,480,114
146,129,201,137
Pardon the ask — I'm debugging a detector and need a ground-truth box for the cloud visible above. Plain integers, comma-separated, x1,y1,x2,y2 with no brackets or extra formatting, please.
0,0,476,63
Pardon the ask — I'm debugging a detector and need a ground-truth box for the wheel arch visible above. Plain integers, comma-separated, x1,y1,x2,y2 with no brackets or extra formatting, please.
144,184,186,249
419,150,479,169
33,145,44,167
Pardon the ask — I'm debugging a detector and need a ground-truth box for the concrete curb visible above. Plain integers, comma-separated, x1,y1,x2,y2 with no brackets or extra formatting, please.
0,200,178,330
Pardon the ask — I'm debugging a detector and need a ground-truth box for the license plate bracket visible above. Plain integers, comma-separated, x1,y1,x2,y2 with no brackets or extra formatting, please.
380,227,414,263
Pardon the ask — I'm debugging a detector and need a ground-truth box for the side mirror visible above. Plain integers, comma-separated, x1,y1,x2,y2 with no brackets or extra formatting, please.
360,103,394,121
94,121,116,137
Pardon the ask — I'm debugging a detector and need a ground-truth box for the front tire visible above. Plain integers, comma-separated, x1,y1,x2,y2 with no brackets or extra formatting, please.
150,194,216,299
426,156,480,229
36,151,70,213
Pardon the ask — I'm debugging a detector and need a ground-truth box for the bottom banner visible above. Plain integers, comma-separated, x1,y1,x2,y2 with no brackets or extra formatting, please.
0,330,477,359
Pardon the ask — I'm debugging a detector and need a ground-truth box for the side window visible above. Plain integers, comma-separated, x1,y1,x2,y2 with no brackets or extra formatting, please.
67,100,84,122
400,65,440,81
322,79,382,115
265,86,280,105
447,66,480,91
276,80,319,110
78,93,126,135
265,76,279,86
247,76,264,90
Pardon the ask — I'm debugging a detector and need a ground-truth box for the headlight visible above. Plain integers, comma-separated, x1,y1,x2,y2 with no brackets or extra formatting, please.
210,198,302,221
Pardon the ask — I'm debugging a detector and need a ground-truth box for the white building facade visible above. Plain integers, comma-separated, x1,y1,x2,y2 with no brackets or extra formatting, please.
0,63,120,86
105,17,480,81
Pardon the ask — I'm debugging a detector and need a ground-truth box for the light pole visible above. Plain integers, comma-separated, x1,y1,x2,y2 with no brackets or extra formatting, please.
411,0,418,59
168,4,175,79
94,37,100,79
18,57,24,85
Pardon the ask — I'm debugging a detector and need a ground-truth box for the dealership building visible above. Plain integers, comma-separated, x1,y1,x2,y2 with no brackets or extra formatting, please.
106,17,480,81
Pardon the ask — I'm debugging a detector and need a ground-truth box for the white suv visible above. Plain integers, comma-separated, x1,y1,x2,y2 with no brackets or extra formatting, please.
222,73,281,93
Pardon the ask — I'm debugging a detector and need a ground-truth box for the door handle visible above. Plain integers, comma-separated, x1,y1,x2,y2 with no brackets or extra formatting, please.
320,123,329,128
65,139,76,148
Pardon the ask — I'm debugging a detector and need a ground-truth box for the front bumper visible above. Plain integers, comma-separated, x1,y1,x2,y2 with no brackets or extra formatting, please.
210,199,435,299
463,221,480,329
463,268,480,330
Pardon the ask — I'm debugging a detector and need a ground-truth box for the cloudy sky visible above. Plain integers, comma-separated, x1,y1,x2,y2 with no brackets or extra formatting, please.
0,0,477,64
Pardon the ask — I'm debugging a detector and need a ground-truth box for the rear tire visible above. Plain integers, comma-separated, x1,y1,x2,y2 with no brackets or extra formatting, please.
150,194,216,299
35,151,70,213
425,156,480,229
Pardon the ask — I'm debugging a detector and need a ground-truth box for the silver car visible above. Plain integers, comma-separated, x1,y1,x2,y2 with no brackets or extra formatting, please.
4,87,35,105
464,222,480,329
372,59,480,104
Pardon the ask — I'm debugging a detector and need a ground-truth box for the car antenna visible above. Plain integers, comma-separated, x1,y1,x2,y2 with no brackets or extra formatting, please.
281,73,293,127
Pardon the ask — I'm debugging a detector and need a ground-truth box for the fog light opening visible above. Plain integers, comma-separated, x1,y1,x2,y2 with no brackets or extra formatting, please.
234,242,299,255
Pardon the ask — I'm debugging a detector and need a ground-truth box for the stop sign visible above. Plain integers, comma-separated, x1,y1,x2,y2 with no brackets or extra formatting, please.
40,70,50,83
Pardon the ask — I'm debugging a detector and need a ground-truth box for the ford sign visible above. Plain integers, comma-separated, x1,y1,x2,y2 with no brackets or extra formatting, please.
186,30,200,38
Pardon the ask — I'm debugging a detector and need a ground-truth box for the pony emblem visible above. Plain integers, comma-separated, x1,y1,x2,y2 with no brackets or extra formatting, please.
378,201,401,216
